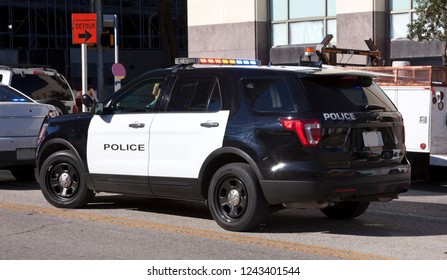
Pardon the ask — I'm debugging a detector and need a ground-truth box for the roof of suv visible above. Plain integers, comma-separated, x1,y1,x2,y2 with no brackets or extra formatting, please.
173,58,377,78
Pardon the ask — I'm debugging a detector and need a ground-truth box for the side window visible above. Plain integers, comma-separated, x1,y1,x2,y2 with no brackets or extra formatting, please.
241,77,295,112
111,77,165,113
166,76,222,112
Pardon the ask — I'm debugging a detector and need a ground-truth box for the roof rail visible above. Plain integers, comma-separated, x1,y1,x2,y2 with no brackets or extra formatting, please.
0,63,54,71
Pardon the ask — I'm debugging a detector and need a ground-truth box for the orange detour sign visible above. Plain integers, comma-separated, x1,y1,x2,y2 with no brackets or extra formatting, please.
72,13,97,45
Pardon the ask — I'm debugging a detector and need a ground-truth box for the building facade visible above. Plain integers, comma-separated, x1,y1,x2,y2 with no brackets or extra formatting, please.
188,0,445,66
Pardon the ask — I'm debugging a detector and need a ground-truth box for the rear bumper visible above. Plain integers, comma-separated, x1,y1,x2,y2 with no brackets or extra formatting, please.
0,150,36,168
260,164,411,205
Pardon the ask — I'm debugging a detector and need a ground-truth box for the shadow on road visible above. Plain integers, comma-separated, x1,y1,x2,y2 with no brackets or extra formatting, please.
83,191,447,237
1,175,446,237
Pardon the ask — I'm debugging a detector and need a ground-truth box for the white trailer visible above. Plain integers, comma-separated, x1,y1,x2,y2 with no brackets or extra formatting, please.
359,66,447,179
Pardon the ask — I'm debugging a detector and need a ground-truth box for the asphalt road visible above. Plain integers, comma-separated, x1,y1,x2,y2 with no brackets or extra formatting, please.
1,170,447,261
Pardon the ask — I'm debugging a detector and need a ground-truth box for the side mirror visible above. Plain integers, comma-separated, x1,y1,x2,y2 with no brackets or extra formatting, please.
81,94,94,107
93,102,105,115
81,94,105,115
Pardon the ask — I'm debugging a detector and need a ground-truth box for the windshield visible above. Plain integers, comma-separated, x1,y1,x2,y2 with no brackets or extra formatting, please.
0,85,33,102
300,75,397,112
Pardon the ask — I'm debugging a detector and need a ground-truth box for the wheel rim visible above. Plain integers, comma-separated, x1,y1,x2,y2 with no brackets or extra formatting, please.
216,176,248,220
47,163,80,199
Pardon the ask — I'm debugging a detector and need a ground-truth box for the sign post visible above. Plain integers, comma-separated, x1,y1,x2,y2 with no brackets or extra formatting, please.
72,13,97,111
104,14,122,91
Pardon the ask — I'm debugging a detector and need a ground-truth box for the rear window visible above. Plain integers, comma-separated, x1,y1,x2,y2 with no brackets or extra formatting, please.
0,85,32,102
11,73,73,101
300,75,397,112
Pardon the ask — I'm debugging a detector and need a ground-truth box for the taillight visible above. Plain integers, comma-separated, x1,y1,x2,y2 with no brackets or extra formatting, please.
37,123,49,145
48,109,59,118
73,105,79,113
280,118,321,147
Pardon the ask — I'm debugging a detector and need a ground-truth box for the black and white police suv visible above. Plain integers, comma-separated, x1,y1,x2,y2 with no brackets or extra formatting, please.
35,57,411,231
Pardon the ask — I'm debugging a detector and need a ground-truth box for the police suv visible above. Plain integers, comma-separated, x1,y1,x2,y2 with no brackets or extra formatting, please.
35,58,411,231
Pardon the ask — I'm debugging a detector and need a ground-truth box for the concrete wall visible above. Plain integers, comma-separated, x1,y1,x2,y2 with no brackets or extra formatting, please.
390,40,444,66
188,0,269,63
336,0,387,65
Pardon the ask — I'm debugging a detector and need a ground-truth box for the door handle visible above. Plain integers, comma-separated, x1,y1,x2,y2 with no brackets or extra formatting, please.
129,122,145,128
200,121,219,128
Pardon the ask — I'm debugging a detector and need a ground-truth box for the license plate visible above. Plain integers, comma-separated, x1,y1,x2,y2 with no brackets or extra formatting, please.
362,131,384,147
16,148,36,160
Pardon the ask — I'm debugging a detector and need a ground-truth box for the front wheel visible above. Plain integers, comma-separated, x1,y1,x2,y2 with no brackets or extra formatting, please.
208,163,269,232
320,201,370,219
39,150,94,208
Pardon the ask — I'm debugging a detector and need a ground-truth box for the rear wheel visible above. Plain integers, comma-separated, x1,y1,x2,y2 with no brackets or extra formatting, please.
321,201,370,219
39,150,94,208
208,163,269,231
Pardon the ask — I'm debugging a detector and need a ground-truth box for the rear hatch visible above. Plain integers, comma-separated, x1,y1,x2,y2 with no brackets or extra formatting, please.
296,73,406,169
0,102,50,137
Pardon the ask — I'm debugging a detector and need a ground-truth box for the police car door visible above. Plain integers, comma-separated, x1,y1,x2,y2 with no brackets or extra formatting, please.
86,76,166,194
149,74,229,199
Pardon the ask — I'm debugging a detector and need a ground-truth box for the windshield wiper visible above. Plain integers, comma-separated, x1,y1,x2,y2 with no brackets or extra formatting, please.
364,104,386,111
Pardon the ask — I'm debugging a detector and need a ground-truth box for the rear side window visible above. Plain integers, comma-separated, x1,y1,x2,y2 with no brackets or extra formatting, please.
0,85,32,102
11,73,73,101
300,75,397,112
166,76,222,112
241,77,296,112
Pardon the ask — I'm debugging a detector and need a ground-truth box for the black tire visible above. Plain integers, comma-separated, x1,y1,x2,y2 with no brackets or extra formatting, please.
39,150,94,208
208,163,269,232
42,99,69,115
321,201,370,219
10,166,36,181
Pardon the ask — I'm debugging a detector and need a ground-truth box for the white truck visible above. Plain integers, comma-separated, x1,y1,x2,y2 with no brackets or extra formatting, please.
359,65,447,180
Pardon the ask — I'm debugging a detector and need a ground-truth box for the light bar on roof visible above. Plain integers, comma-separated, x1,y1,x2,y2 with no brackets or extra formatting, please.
175,57,261,66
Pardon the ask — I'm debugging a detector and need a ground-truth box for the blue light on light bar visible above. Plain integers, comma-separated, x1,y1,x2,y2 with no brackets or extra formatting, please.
12,98,26,102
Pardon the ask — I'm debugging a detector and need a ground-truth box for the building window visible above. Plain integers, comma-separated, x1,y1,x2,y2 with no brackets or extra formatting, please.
389,0,418,40
271,0,336,46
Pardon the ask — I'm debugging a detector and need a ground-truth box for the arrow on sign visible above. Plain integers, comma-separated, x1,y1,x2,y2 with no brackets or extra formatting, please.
78,30,93,42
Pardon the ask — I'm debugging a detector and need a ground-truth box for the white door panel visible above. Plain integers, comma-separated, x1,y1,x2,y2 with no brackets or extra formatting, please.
382,87,430,152
149,111,229,178
87,114,154,176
